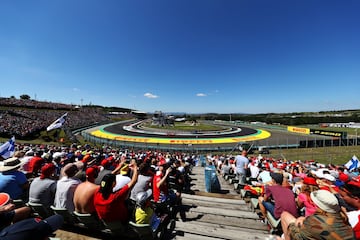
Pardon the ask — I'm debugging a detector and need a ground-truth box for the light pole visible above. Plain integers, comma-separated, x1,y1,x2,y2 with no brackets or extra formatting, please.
356,128,358,146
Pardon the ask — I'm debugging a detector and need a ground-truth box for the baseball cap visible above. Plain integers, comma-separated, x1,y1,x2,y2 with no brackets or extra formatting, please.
303,177,318,186
0,193,10,207
322,174,335,182
120,164,129,175
40,163,55,179
348,178,360,188
101,159,110,168
85,166,99,181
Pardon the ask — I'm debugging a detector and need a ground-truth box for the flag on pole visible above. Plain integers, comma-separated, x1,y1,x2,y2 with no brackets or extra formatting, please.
46,112,68,131
345,155,360,172
0,136,15,159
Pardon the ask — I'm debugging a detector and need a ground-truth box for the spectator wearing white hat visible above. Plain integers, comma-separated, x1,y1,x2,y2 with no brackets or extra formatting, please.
0,157,29,200
18,150,35,178
280,190,355,240
312,168,339,193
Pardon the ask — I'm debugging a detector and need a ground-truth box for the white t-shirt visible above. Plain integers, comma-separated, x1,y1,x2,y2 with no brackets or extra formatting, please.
113,174,131,192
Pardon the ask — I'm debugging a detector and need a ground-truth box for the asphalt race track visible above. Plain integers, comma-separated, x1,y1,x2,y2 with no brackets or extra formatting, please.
87,120,322,150
104,122,258,138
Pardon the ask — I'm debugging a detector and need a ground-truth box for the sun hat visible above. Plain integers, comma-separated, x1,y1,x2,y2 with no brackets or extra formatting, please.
0,157,23,172
311,168,330,179
0,193,10,207
311,168,336,182
0,215,64,240
310,190,340,213
322,173,335,182
52,152,65,159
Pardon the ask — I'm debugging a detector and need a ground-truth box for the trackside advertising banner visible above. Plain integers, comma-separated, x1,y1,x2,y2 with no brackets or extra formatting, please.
287,126,310,134
310,129,346,138
287,126,346,138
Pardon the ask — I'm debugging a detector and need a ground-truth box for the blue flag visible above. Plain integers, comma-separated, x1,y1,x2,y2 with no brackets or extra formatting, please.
0,136,15,159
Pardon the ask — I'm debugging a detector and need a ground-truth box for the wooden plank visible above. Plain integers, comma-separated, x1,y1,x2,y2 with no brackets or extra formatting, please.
188,205,259,219
184,211,268,231
175,232,226,240
54,229,101,240
175,221,272,240
182,198,249,211
51,165,272,240
182,193,245,204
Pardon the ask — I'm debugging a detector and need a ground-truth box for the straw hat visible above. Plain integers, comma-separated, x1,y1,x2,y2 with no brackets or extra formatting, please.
0,157,23,172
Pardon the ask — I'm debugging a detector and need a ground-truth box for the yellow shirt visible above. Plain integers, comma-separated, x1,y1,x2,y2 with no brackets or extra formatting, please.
135,207,154,224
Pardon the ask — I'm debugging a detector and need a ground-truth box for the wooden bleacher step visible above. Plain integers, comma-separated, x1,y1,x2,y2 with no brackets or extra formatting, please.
175,220,272,240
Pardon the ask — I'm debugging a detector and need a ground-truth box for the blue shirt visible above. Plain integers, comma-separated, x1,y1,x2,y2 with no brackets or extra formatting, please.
235,155,249,175
0,170,28,199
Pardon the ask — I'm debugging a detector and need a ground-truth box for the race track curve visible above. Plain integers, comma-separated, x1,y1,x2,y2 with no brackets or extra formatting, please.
89,121,271,145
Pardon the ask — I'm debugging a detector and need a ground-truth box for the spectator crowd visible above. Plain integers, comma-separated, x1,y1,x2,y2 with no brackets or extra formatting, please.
1,97,360,239
0,143,194,239
1,143,360,239
214,150,360,239
0,97,109,138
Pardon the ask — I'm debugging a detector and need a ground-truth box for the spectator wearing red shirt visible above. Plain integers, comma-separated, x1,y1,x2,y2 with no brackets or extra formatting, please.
338,166,350,183
94,161,138,224
153,160,172,203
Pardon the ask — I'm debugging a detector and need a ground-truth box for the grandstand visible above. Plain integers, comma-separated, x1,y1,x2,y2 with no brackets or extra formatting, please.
0,97,114,140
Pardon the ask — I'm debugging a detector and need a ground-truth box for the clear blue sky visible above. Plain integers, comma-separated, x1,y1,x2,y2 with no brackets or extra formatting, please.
0,1,359,114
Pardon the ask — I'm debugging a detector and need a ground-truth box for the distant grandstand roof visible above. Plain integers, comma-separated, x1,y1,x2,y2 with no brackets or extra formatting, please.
132,110,148,119
132,110,147,114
